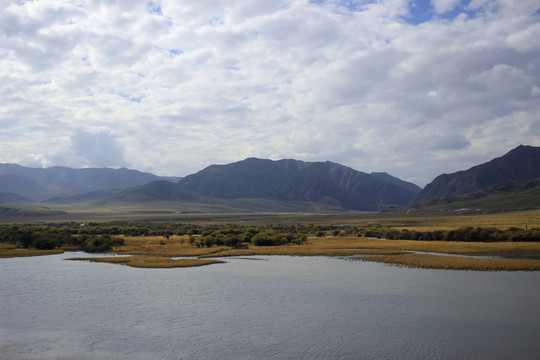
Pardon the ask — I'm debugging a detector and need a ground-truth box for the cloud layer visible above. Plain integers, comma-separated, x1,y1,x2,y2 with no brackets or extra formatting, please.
1,0,539,186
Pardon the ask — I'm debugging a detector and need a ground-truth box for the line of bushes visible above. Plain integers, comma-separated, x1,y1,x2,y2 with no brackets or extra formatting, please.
189,228,307,248
0,226,124,252
363,224,540,242
42,221,358,238
2,222,539,254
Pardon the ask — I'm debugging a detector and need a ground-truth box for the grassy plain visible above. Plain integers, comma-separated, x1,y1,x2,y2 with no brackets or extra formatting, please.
362,209,540,231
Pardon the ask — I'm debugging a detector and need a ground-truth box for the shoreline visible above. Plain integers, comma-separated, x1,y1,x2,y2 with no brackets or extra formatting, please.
3,237,540,270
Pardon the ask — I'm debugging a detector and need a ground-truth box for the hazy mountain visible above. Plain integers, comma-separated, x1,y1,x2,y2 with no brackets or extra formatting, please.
0,174,43,198
0,205,68,218
0,192,32,203
0,164,180,201
172,158,417,211
44,189,126,204
414,145,540,204
113,181,203,203
370,172,422,194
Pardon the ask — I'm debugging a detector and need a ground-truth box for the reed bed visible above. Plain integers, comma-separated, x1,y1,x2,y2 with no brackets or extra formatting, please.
315,237,540,256
67,256,225,268
363,254,540,271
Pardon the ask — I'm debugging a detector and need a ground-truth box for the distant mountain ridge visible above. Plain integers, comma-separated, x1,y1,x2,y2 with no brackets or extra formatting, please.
414,145,540,204
2,146,539,215
0,164,180,201
0,159,419,212
172,158,418,211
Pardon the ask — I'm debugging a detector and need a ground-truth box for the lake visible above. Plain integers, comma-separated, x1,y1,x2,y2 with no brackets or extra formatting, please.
1,252,539,359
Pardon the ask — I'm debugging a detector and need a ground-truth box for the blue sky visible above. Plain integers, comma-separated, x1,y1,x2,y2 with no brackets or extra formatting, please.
1,0,539,186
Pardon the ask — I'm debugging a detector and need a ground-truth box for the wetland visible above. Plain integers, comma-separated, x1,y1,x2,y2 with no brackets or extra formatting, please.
2,210,540,359
1,252,540,359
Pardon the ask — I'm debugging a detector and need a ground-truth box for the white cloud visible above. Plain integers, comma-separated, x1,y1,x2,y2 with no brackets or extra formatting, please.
70,129,126,168
0,0,539,187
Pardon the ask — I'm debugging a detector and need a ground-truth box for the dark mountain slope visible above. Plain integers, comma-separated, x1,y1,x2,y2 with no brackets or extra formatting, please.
415,145,540,203
176,158,416,211
416,178,540,212
370,172,422,194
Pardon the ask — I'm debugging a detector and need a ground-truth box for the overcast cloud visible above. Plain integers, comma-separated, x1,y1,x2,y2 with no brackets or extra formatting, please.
1,0,539,186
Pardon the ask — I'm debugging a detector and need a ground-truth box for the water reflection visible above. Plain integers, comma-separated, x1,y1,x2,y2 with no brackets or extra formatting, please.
1,253,539,359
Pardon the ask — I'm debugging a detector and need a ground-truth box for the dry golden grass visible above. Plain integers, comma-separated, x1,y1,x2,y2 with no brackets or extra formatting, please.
1,230,515,270
199,247,403,258
363,254,540,271
116,234,540,257
67,256,225,268
0,243,63,258
375,209,540,231
112,235,228,257
117,235,408,258
314,236,540,256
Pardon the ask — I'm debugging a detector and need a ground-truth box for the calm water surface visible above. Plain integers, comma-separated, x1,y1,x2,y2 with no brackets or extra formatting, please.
1,253,539,359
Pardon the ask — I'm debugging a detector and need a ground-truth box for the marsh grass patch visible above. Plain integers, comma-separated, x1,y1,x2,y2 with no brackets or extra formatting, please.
363,253,540,271
67,256,225,268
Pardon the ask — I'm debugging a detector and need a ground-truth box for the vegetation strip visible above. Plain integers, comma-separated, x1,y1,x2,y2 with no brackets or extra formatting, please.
67,256,225,268
2,218,540,270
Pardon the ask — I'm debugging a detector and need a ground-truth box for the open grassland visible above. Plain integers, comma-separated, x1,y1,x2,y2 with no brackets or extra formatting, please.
3,204,539,230
362,254,540,271
66,256,224,268
363,209,540,231
0,243,63,258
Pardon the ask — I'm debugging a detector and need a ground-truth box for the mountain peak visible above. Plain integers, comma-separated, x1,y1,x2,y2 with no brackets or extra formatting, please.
414,144,540,203
175,158,417,211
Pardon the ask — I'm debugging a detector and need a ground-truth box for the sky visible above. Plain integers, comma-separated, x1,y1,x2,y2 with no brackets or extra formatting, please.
1,0,539,187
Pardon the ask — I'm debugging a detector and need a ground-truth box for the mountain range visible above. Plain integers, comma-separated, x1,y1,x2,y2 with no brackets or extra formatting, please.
0,144,539,216
0,158,420,212
173,158,419,211
0,164,180,201
91,158,422,211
